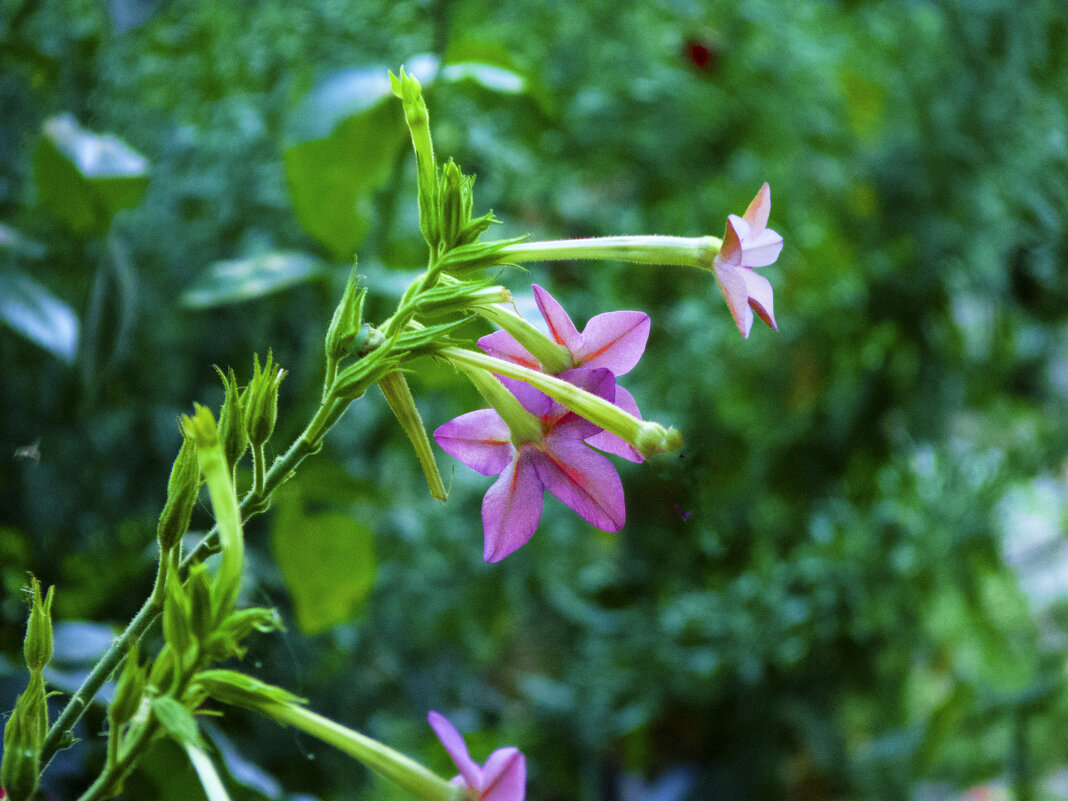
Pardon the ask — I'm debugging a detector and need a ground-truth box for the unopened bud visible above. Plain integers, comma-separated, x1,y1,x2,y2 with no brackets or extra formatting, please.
379,370,447,501
325,266,366,360
1,693,40,801
215,366,248,471
245,351,286,448
157,433,200,553
188,563,215,644
23,576,53,672
109,643,147,728
180,404,219,451
163,575,193,658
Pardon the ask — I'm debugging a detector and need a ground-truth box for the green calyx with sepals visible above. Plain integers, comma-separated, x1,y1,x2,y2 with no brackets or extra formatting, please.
438,159,498,252
215,366,248,472
2,689,42,801
244,351,286,448
325,265,367,361
23,576,54,673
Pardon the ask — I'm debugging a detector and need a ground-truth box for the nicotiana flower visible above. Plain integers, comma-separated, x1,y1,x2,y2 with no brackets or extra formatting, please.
433,368,625,562
428,711,525,801
712,182,784,338
479,284,648,462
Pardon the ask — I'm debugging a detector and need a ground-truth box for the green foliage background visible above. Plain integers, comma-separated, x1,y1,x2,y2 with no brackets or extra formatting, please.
2,1,1068,799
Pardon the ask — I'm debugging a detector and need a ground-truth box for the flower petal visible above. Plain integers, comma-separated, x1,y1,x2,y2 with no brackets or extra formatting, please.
478,330,541,369
434,409,515,476
712,260,754,338
497,375,553,418
739,268,777,331
585,384,644,463
576,310,650,375
740,227,783,268
428,712,484,792
481,747,527,801
482,449,544,562
534,439,625,532
741,182,772,234
719,216,744,265
532,284,581,353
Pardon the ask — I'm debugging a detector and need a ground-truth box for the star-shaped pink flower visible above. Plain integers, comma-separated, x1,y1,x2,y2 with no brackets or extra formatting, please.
434,367,625,562
428,711,526,801
712,182,783,338
478,284,649,462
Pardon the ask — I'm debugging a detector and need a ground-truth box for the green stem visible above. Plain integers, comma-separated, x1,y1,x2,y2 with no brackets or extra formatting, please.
499,234,723,270
39,397,346,769
251,441,266,500
260,702,461,801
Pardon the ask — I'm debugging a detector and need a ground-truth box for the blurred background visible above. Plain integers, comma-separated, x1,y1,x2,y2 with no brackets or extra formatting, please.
2,1,1068,799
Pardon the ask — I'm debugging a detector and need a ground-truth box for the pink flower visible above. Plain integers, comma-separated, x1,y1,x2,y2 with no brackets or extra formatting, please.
433,368,625,562
428,711,526,801
712,182,783,338
478,284,649,462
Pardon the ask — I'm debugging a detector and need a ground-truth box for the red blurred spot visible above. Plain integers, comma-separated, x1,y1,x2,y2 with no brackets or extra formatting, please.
684,39,717,72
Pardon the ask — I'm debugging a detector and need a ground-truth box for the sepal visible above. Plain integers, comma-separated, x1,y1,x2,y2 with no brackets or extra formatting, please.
325,266,366,359
214,366,248,471
109,643,147,728
23,576,54,672
244,351,286,448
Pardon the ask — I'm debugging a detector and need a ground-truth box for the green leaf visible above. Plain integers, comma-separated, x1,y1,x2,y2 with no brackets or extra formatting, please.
284,67,417,260
180,251,326,308
0,270,79,362
271,476,377,635
33,114,149,235
150,696,203,749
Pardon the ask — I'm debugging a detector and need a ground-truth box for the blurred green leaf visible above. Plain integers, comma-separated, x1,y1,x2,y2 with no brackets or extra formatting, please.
33,114,149,235
0,270,79,362
284,67,414,260
0,224,46,260
271,475,377,635
180,251,326,308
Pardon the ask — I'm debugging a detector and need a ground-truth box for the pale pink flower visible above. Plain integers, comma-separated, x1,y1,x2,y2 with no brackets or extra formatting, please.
434,368,625,562
712,182,783,338
479,284,648,462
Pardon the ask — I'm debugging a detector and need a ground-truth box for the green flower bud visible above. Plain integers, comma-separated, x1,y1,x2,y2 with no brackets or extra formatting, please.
163,574,193,659
434,235,527,277
1,692,41,801
245,351,286,448
379,370,446,501
109,643,147,728
215,366,248,471
389,66,439,250
23,576,53,672
325,266,366,360
188,563,215,645
156,433,200,553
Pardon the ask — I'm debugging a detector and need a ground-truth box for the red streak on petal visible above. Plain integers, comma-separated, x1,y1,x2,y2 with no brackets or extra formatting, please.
577,318,646,366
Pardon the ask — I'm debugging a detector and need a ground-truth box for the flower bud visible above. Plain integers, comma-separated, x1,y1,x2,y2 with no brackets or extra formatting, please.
108,643,147,728
215,366,248,471
180,403,220,451
325,266,366,360
22,576,53,672
163,574,193,658
1,693,40,801
245,351,286,448
156,433,200,553
389,67,439,250
188,563,215,645
379,370,447,501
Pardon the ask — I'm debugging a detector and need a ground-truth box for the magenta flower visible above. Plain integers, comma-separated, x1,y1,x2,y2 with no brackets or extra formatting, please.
712,182,783,338
433,367,625,562
478,284,649,462
428,711,526,801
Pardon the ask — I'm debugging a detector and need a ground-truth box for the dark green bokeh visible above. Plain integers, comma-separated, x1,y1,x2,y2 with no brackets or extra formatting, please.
2,1,1067,799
